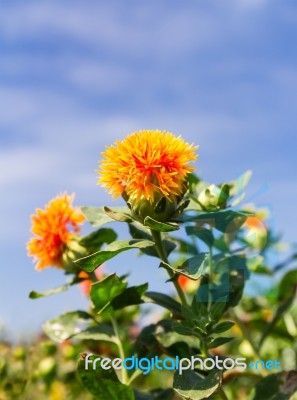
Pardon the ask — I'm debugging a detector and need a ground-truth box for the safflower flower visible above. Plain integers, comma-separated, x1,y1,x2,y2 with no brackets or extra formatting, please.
27,193,85,270
97,130,197,222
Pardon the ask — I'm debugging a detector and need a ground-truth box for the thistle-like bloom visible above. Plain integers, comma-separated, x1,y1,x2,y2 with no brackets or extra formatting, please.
27,193,85,270
78,270,102,296
98,130,197,203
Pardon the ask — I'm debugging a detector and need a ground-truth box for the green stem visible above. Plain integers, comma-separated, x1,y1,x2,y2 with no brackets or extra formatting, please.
208,246,213,309
88,270,98,282
127,368,143,385
150,229,188,307
217,387,229,400
200,339,229,400
110,315,129,384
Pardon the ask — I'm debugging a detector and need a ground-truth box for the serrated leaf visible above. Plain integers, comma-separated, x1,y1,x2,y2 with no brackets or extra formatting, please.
77,353,135,400
173,369,222,400
75,239,155,272
144,216,179,232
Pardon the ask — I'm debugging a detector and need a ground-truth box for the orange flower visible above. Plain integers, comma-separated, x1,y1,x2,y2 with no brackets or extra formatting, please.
78,270,102,296
178,274,198,293
27,193,85,270
98,130,198,204
243,211,268,251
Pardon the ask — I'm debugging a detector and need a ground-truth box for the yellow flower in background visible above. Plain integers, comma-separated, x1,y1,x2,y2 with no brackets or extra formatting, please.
27,193,85,270
98,130,198,204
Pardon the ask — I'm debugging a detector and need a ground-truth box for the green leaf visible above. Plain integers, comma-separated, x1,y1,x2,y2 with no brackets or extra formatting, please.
144,216,179,232
173,369,222,400
191,297,209,321
229,170,252,206
247,256,272,275
103,206,134,223
43,311,91,342
208,336,234,349
77,353,135,400
128,222,152,240
209,300,227,321
108,283,148,312
73,324,116,343
187,173,201,193
253,371,297,400
128,223,176,258
161,254,207,280
181,210,251,233
217,184,230,209
29,276,83,299
134,389,175,400
186,226,214,247
156,331,199,349
143,291,182,315
259,292,296,348
173,324,198,337
81,206,131,227
75,239,155,272
212,321,235,334
79,227,117,251
91,274,127,314
278,269,297,301
172,237,198,255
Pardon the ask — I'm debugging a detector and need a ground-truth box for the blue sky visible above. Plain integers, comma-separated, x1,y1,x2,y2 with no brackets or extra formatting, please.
0,0,296,339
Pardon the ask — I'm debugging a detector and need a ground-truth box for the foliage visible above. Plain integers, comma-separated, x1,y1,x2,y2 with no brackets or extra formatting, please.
13,134,297,399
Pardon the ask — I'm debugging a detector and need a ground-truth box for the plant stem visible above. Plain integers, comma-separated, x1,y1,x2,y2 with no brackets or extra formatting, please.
208,245,213,309
88,270,98,282
127,368,143,385
200,339,229,400
150,229,188,307
110,315,129,384
217,387,229,400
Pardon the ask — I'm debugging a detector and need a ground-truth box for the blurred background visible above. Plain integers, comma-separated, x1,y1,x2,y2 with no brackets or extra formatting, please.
0,0,296,340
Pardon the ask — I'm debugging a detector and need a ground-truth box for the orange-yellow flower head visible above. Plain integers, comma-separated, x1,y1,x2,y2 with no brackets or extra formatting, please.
27,193,85,271
97,130,198,220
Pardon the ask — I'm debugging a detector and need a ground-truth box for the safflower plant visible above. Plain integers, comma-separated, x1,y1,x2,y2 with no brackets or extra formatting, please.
26,130,297,400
